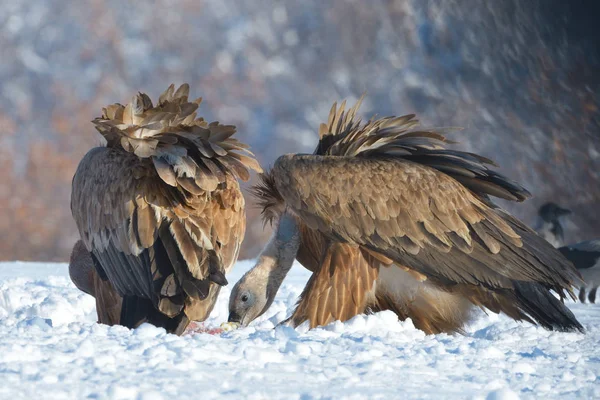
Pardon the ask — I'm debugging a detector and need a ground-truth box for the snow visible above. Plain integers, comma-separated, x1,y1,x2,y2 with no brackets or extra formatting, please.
0,261,599,399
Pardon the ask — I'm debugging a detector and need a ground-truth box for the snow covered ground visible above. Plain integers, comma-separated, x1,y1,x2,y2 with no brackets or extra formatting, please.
0,261,598,400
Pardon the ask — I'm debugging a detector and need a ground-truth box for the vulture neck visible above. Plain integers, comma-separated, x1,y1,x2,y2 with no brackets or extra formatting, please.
258,212,301,302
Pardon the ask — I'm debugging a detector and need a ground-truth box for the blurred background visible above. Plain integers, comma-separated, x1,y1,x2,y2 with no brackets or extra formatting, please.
1,0,598,262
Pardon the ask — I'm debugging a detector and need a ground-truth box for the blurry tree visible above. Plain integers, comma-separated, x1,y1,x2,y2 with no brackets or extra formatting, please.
0,0,598,261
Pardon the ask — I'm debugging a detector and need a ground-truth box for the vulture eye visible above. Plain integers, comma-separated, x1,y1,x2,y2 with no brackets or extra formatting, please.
241,294,249,302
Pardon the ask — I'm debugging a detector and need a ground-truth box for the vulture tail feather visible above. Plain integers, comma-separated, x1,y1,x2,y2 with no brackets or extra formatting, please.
90,252,108,281
512,281,583,332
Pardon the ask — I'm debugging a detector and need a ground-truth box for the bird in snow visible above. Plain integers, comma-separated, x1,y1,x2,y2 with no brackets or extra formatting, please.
228,97,583,334
558,240,600,304
71,84,261,334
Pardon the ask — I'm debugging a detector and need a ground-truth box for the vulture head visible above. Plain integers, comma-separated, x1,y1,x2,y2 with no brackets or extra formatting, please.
229,211,300,326
228,269,268,327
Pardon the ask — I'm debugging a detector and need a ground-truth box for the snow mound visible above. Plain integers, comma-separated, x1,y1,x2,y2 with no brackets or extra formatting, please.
0,261,599,399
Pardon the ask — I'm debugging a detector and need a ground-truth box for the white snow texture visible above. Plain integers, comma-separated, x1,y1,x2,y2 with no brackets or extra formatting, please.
0,261,598,399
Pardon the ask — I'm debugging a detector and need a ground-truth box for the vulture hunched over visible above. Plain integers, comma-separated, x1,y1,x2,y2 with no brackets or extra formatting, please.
71,84,261,334
228,97,583,334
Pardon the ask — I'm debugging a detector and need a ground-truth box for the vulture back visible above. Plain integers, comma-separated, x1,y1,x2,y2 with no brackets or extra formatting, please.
315,97,531,204
72,84,261,333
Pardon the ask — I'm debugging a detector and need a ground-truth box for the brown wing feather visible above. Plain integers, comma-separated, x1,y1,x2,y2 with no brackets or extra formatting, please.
72,85,255,332
314,98,530,203
68,240,124,326
273,154,583,332
294,221,329,273
93,269,122,326
72,148,246,326
184,177,245,322
274,155,571,286
289,242,379,328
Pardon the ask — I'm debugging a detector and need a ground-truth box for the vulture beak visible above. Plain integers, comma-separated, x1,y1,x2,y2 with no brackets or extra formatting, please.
228,311,242,324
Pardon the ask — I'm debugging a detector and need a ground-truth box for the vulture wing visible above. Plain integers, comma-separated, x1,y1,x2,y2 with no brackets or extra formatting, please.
288,242,379,328
69,240,122,325
92,266,123,326
71,84,258,333
272,154,583,332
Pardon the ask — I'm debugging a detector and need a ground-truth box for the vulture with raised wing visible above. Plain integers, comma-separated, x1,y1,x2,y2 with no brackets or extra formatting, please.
71,84,261,334
229,98,583,334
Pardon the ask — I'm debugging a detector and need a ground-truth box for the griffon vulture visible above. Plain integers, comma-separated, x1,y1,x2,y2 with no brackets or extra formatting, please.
229,98,583,334
71,84,261,334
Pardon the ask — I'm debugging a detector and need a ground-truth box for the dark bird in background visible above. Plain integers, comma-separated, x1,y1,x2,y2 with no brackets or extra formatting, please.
559,241,600,304
228,97,583,334
535,203,600,304
70,84,261,334
535,202,572,248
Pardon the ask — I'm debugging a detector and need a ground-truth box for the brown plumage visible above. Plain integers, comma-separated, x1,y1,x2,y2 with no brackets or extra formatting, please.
289,243,379,327
69,240,96,297
248,97,583,334
71,84,261,334
69,240,122,325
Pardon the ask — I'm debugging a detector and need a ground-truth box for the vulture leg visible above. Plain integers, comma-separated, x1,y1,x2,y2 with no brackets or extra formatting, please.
372,266,475,335
289,243,378,328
